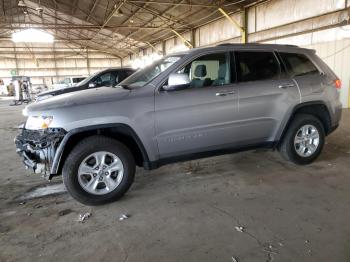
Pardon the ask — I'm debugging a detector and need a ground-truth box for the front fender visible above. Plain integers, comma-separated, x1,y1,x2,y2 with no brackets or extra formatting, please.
50,123,152,176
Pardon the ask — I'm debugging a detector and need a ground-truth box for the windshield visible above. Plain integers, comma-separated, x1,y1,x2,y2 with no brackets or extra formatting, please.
78,70,105,86
120,56,183,89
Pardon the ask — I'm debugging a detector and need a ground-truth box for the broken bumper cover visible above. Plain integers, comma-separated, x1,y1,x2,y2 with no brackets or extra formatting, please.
15,128,66,177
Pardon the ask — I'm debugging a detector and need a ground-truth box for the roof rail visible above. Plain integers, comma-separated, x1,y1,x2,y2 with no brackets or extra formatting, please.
216,43,299,48
217,43,262,46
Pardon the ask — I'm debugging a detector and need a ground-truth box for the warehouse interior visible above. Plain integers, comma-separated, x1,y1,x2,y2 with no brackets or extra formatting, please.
1,0,350,261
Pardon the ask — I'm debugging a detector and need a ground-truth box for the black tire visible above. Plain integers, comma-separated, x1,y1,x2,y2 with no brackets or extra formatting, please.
62,135,136,205
278,114,325,165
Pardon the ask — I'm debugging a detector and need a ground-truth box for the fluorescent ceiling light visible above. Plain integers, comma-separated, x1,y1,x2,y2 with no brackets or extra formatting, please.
12,29,54,43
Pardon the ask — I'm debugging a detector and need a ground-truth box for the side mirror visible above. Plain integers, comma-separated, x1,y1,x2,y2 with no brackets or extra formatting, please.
88,82,96,88
163,73,190,91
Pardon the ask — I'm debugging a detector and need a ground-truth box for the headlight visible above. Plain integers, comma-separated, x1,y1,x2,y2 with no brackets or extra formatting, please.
25,116,54,130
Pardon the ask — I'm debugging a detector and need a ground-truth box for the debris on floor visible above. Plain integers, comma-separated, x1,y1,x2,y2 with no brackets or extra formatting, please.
231,257,238,262
58,209,73,217
119,214,129,221
234,226,244,233
263,243,277,255
33,204,43,209
77,212,91,222
184,161,201,174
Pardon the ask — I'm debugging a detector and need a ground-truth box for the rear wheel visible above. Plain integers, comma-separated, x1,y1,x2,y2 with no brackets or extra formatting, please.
279,114,325,165
63,136,135,205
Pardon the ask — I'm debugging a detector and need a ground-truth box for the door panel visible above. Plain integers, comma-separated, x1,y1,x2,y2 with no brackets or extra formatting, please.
234,51,300,143
155,85,238,157
237,79,299,143
155,52,239,158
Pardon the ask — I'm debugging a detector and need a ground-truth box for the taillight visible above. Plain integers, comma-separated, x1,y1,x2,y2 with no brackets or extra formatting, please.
334,79,341,89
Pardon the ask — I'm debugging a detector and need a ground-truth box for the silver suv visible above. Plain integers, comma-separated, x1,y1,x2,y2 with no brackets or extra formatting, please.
15,44,342,205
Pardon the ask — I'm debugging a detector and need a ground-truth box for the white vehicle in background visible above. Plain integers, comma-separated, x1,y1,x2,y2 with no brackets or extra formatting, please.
51,76,86,90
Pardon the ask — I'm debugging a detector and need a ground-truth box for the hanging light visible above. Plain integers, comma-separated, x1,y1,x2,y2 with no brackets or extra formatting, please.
113,10,124,17
12,29,54,43
18,0,26,7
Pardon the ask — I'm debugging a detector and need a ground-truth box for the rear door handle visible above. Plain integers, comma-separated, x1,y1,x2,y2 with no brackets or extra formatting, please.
278,83,295,89
216,91,235,96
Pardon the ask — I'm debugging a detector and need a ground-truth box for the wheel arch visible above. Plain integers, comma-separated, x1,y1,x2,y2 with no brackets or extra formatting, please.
51,124,150,176
277,101,332,146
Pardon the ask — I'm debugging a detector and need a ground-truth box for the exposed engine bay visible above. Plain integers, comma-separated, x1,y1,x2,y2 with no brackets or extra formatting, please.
15,128,66,179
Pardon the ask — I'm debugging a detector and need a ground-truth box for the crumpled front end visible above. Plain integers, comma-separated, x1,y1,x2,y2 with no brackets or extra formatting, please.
15,127,66,179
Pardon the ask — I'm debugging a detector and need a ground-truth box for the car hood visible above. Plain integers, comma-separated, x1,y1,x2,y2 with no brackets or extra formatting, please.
38,85,79,97
26,86,131,113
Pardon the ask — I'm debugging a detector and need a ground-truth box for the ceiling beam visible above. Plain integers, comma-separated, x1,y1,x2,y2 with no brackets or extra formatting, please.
127,1,218,8
81,0,127,51
0,23,188,30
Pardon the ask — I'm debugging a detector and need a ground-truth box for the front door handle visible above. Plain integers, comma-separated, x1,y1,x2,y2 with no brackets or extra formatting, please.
216,91,235,96
278,83,295,89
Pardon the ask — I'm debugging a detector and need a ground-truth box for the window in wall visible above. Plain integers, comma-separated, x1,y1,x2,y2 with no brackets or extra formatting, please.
235,51,280,82
279,52,319,77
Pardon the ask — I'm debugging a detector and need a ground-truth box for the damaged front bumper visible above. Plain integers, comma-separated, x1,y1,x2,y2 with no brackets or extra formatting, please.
15,127,66,179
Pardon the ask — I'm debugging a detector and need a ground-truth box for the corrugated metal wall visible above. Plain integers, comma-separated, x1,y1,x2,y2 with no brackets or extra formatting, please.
0,41,121,87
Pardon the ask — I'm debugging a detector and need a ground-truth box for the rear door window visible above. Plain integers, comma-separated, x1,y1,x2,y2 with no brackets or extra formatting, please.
235,51,280,82
279,52,319,77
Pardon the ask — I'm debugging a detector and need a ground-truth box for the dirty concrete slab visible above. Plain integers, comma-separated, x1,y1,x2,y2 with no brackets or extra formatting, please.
0,99,350,262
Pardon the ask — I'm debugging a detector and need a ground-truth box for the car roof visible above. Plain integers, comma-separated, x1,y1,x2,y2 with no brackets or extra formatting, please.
103,67,134,71
170,43,314,57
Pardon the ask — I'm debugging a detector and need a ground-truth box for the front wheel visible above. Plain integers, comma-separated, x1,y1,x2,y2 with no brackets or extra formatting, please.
279,114,325,165
63,136,136,205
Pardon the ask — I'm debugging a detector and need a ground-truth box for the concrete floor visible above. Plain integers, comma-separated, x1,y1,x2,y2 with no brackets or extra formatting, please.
1,97,350,262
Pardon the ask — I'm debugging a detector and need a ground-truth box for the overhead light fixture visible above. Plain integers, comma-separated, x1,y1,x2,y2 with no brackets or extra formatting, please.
12,29,54,43
35,6,43,16
113,10,124,17
18,0,26,7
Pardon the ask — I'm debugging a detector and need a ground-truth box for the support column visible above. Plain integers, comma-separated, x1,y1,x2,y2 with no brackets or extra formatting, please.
86,48,91,75
242,7,248,43
191,29,196,48
13,44,19,76
53,42,58,82
218,7,246,44
171,29,193,48
162,40,166,56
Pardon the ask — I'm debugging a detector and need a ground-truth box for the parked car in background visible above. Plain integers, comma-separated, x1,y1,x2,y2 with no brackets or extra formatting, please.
36,68,135,101
16,44,342,205
51,76,86,90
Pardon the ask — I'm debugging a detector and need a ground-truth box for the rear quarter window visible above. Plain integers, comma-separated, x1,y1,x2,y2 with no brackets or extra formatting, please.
279,52,319,77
